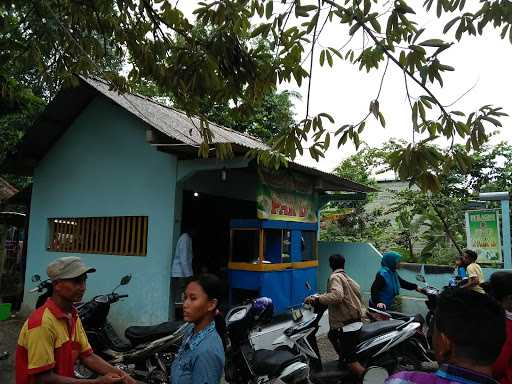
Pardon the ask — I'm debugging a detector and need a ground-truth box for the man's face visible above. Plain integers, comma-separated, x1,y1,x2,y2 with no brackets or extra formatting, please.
462,253,471,265
54,274,87,303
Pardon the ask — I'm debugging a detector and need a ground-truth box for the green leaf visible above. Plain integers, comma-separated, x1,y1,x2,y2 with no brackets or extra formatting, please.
501,25,509,40
378,112,386,128
363,0,371,15
326,50,333,67
324,132,331,150
481,116,502,127
419,39,446,47
369,17,381,33
319,112,335,123
265,1,273,19
251,23,271,38
328,47,343,60
357,121,366,134
349,23,361,35
320,49,325,66
443,17,460,33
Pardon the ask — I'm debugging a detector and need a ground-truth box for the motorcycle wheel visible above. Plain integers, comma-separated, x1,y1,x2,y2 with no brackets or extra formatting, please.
74,362,96,379
363,366,389,384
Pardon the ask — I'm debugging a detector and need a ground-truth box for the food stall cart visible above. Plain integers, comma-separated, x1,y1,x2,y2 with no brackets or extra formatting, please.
227,169,319,314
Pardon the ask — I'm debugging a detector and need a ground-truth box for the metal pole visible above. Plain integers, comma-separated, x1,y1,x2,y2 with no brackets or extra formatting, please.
501,199,511,269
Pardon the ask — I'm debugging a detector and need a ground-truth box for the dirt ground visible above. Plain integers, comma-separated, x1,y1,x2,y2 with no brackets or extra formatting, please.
0,315,24,384
0,315,337,384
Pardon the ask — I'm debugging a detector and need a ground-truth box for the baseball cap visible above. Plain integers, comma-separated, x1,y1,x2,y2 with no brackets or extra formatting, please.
47,257,96,282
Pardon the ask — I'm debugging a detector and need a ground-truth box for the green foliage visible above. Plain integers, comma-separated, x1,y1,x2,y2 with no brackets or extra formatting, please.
2,0,512,190
323,142,512,265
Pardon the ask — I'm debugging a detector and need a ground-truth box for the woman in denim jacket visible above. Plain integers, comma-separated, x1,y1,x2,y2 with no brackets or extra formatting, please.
170,274,225,384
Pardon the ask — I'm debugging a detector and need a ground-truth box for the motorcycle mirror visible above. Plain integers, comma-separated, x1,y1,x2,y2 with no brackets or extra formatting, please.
32,274,41,282
416,274,426,283
120,275,132,286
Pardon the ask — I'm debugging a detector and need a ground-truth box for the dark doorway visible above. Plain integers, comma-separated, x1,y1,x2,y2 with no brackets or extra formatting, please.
181,191,256,280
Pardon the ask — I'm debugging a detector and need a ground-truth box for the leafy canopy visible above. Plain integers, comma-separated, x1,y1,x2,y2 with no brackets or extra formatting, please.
2,0,512,190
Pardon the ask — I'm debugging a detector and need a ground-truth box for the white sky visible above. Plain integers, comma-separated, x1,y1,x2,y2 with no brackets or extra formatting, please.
178,2,512,173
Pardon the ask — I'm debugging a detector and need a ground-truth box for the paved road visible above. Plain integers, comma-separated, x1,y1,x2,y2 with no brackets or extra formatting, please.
0,315,338,384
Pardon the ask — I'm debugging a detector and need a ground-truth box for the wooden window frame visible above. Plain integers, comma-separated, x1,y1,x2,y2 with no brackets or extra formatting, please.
48,216,148,256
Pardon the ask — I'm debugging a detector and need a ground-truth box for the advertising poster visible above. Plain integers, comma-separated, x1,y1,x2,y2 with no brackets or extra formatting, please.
465,209,502,263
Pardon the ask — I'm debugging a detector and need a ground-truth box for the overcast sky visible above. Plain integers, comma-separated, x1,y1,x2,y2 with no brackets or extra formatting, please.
178,2,512,174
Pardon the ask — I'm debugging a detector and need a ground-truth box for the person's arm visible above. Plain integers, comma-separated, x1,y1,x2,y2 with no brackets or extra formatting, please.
76,318,137,384
317,275,344,305
461,264,479,289
397,275,419,291
181,235,193,276
36,371,123,384
461,276,479,289
81,354,136,384
370,274,385,305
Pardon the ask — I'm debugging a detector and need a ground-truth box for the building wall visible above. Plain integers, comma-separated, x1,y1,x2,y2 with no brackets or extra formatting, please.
23,96,177,330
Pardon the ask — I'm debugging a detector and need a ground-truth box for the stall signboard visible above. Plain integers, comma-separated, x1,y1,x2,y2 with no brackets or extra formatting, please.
465,209,502,263
257,170,317,223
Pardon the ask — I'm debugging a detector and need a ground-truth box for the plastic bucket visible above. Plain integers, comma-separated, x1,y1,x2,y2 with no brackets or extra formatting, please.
0,303,12,321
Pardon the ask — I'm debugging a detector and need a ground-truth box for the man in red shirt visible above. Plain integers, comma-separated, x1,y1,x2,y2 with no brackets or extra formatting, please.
489,271,512,384
16,257,136,384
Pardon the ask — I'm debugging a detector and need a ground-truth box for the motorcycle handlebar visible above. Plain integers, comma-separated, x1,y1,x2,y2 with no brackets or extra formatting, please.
117,294,129,299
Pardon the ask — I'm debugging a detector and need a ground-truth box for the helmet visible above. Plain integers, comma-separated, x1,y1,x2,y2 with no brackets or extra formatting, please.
252,297,274,323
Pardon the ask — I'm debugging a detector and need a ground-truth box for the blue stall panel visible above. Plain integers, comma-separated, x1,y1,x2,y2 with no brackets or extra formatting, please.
291,267,317,307
260,270,292,314
229,270,262,290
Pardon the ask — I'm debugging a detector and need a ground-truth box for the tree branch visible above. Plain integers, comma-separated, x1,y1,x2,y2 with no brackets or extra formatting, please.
306,1,322,119
430,201,463,256
322,0,450,120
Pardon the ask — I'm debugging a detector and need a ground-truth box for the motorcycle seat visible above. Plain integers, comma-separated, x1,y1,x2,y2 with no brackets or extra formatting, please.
360,319,405,341
252,349,303,377
125,320,184,346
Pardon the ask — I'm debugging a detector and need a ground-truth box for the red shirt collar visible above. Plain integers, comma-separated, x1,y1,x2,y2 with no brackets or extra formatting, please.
44,297,78,319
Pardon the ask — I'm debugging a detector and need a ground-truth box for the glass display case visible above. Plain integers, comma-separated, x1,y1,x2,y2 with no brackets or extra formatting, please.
227,219,318,313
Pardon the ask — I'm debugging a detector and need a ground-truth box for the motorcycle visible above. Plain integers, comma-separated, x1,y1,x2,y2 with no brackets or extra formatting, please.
31,274,186,383
224,297,310,384
277,298,436,384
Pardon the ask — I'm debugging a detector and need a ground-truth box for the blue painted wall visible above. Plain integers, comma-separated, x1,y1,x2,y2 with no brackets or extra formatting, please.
318,242,504,316
23,96,177,331
318,242,382,294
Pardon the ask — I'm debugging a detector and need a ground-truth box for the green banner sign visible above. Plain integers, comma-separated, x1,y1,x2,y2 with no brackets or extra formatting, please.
465,209,502,263
256,169,317,223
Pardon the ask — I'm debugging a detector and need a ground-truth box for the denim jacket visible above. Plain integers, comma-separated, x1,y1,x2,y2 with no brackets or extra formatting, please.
170,321,224,384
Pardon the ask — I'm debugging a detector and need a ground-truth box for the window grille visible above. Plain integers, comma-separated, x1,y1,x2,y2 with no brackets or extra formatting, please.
48,216,148,256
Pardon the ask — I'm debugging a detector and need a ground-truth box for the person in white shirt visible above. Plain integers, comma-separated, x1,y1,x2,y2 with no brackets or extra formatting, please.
171,228,195,305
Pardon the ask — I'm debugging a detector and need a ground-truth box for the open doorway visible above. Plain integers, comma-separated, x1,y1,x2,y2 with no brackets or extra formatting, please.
181,190,256,284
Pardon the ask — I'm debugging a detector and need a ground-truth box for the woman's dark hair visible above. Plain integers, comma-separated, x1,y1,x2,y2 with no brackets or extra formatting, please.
463,249,478,261
187,274,227,350
435,288,505,365
329,254,345,271
489,271,512,301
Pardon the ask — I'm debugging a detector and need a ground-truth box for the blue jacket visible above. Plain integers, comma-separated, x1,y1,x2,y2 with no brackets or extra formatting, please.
170,321,225,384
375,267,400,307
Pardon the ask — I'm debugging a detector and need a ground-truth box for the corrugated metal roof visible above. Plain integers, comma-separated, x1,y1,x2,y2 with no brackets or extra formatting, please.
0,177,18,203
4,76,375,193
83,77,375,193
83,77,268,151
